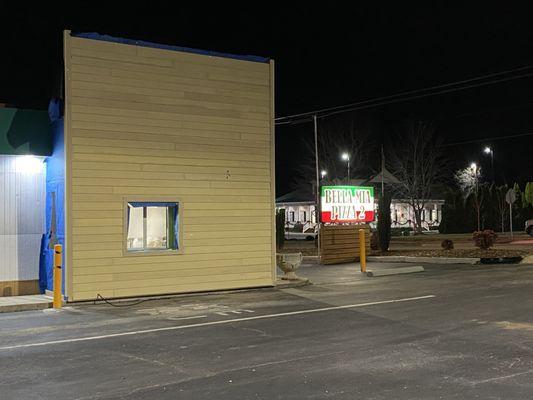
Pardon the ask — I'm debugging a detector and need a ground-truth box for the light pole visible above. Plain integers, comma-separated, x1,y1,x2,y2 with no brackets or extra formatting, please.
341,152,350,181
470,162,479,190
470,162,481,231
320,170,327,179
483,146,494,183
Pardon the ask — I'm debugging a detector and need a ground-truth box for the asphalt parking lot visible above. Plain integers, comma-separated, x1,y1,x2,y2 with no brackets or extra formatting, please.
1,262,533,399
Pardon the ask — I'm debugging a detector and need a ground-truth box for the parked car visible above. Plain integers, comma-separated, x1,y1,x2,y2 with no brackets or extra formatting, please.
526,220,533,237
285,231,318,241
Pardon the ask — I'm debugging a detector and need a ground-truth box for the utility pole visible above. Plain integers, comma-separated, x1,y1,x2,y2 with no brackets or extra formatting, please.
381,145,385,196
314,115,321,259
484,146,495,183
490,150,494,183
348,161,350,181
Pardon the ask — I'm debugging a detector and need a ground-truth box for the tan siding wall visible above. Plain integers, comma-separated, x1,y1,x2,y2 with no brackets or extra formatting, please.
64,33,275,301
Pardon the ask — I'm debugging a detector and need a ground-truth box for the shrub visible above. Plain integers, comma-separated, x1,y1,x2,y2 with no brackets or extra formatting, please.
473,230,497,250
441,239,454,250
276,210,285,251
377,192,392,251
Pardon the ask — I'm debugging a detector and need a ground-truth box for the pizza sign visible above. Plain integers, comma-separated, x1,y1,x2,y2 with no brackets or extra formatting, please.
320,185,375,223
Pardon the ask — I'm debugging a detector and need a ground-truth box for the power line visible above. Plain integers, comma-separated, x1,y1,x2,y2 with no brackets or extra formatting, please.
441,131,533,147
275,65,533,125
433,101,533,122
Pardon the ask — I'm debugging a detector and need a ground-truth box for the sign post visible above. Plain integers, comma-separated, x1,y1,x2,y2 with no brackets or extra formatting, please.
505,189,516,240
359,228,367,273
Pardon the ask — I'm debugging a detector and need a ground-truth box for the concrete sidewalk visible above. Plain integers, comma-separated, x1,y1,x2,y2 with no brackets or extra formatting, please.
0,295,52,313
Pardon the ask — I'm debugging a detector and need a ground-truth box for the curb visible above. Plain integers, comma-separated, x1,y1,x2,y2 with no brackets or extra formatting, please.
0,301,52,314
366,265,425,277
276,278,311,289
367,256,480,265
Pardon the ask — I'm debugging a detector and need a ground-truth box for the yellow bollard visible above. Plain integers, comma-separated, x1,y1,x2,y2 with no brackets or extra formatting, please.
359,228,366,273
53,244,62,309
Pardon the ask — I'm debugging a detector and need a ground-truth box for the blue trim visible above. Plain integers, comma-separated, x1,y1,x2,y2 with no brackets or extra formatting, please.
173,203,179,250
39,99,65,293
128,202,178,208
72,32,270,64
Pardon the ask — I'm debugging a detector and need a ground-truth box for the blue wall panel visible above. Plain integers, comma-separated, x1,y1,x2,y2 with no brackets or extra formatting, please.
39,99,65,293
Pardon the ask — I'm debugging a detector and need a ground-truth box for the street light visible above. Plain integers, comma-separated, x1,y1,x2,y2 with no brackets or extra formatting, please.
470,162,481,231
341,152,350,180
483,146,494,182
320,170,327,179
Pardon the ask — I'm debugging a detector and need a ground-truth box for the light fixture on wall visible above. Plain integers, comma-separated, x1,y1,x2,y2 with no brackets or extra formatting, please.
15,155,44,174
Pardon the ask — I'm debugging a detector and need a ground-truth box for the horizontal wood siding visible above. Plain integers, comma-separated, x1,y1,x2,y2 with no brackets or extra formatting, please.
320,224,370,265
64,33,274,300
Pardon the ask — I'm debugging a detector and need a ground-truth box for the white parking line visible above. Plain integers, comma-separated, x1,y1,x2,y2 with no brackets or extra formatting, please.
0,295,435,351
170,315,207,321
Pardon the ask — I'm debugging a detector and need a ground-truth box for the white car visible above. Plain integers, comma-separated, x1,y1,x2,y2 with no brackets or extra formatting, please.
285,231,317,241
526,220,533,237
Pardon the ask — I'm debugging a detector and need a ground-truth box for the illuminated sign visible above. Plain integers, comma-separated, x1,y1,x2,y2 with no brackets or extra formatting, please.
320,185,375,223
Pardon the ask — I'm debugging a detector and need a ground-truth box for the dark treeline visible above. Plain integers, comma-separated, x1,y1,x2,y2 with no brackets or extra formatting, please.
440,183,533,233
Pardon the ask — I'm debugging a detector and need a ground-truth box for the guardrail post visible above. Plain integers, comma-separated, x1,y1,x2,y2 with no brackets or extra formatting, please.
53,244,62,309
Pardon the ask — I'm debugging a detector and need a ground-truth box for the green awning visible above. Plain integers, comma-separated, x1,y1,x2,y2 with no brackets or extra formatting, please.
0,108,52,156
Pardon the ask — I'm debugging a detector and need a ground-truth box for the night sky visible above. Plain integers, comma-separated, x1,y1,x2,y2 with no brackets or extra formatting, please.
1,4,532,195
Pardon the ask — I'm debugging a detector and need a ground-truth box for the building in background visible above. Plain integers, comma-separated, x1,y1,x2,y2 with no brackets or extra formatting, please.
275,189,317,233
276,184,444,233
0,106,52,296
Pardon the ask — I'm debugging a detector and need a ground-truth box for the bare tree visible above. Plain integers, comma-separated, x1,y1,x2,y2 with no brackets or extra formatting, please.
495,185,509,233
455,164,482,231
388,121,447,234
295,119,372,187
